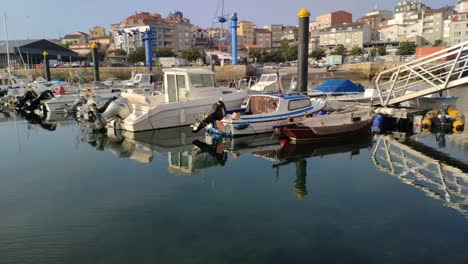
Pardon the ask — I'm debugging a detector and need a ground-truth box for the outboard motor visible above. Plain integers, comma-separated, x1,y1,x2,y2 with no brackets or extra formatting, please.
0,88,8,97
15,90,36,109
92,98,133,131
16,90,54,111
192,101,227,133
30,90,54,111
96,97,118,114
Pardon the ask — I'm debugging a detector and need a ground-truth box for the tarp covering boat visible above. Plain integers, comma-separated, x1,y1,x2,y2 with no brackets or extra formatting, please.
314,79,364,94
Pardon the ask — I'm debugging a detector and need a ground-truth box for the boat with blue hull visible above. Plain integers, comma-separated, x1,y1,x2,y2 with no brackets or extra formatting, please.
204,93,326,137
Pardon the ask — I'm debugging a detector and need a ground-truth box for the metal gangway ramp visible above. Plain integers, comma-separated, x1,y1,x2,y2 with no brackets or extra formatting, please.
372,136,468,217
374,41,468,107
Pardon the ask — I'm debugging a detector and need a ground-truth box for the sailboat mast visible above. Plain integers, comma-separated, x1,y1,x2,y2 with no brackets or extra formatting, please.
3,12,12,84
220,0,224,40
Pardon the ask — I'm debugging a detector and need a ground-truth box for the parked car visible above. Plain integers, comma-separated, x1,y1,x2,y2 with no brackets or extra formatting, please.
71,61,81,67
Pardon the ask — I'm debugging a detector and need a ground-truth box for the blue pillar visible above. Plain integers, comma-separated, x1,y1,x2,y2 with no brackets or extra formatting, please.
230,13,238,65
143,28,153,71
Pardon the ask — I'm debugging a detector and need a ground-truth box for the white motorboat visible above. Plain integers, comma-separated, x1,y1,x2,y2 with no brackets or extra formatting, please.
42,85,121,112
101,68,249,132
249,72,287,93
203,93,326,137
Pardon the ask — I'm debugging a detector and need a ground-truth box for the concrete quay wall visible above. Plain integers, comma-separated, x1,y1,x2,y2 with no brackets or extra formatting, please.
12,65,248,82
340,62,405,80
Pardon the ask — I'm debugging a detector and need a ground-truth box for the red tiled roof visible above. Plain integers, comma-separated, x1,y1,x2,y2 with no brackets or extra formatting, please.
244,44,262,49
452,12,468,22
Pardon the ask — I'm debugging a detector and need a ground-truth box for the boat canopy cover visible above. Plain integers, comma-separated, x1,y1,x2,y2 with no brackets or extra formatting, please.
315,79,364,93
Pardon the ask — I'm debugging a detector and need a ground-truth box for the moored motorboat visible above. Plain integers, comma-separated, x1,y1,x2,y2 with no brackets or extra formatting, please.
99,68,248,132
278,107,374,142
199,93,326,137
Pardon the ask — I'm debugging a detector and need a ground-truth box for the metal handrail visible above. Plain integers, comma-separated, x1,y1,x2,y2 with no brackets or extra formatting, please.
374,41,468,106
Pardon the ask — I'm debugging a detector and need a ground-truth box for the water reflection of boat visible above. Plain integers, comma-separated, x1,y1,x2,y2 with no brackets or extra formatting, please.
202,134,373,200
274,136,374,165
373,135,468,217
83,127,227,175
0,107,15,123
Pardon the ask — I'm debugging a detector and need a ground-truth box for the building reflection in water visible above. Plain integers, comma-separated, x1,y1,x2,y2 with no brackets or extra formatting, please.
373,135,468,217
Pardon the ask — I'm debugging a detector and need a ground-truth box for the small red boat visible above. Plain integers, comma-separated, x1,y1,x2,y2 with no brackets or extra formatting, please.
278,108,374,142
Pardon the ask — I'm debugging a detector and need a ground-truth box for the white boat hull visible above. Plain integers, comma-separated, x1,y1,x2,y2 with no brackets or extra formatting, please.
116,94,246,132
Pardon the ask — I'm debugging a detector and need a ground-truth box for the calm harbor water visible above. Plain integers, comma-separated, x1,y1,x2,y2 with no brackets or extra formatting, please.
0,104,467,263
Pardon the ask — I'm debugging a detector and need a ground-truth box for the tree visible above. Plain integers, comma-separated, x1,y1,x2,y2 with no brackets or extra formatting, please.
247,49,262,62
154,47,175,57
181,48,202,61
309,48,326,61
84,44,107,63
369,48,377,56
61,41,74,49
330,44,347,56
433,39,444,47
396,41,417,56
263,50,283,63
127,46,146,63
349,47,364,56
377,46,387,56
280,38,297,61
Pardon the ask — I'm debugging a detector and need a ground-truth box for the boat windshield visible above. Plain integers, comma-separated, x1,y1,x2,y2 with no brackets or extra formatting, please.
190,74,215,88
259,75,277,83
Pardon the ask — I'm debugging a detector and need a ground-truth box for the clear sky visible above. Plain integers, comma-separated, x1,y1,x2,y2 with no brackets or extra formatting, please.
0,0,458,40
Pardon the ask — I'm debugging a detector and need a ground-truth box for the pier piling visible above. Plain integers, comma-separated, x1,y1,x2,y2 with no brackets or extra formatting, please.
297,8,310,94
43,51,51,81
91,42,100,82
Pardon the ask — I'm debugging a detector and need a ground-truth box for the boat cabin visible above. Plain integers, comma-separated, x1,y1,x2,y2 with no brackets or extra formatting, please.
243,94,311,115
162,68,224,103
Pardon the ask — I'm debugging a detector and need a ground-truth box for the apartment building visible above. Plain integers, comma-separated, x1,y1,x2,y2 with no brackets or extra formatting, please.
357,10,393,29
450,12,468,44
316,11,353,30
264,24,283,49
421,7,455,46
61,32,88,45
393,1,428,24
192,28,211,51
89,26,106,39
458,0,468,12
309,22,320,53
237,21,255,48
320,23,372,49
254,28,272,49
111,12,192,54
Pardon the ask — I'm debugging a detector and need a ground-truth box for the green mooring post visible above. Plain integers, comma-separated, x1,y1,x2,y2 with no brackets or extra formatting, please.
91,42,100,82
297,8,310,94
43,51,51,81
